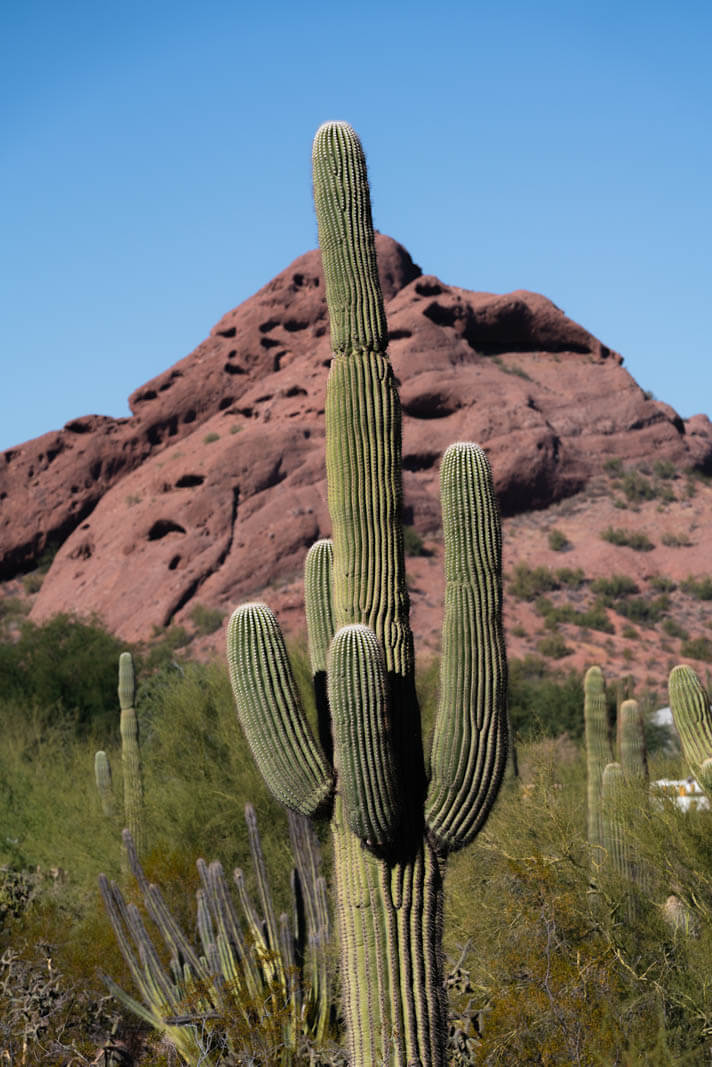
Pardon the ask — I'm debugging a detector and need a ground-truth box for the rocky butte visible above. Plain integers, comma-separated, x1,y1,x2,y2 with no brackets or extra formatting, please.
2,235,711,683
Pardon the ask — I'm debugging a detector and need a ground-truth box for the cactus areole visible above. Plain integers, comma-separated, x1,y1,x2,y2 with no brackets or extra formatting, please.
227,121,508,1065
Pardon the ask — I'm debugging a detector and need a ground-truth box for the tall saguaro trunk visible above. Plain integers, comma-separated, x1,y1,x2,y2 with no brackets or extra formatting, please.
227,122,508,1065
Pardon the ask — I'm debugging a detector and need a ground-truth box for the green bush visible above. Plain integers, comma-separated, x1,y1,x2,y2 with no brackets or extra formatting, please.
662,532,693,548
663,618,689,640
509,563,560,600
547,528,570,552
536,633,572,659
680,637,712,663
650,575,677,593
621,469,657,503
189,603,225,635
591,575,639,599
402,524,426,556
0,615,128,735
600,527,655,551
681,575,712,600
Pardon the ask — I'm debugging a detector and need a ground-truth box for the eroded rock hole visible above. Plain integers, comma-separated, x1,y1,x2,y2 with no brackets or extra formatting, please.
148,519,186,540
175,474,204,488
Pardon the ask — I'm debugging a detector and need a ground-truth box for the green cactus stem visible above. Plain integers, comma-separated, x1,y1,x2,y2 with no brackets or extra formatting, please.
94,750,114,817
619,698,648,781
118,652,145,859
584,665,610,851
226,603,333,816
669,665,712,796
227,120,508,1065
601,762,633,880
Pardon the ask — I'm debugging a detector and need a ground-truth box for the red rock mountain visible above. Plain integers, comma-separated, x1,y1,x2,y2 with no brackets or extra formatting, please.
2,235,711,684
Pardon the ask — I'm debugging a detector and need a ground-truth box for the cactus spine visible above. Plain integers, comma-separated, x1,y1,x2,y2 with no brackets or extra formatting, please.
118,651,145,859
669,665,712,796
227,121,508,1065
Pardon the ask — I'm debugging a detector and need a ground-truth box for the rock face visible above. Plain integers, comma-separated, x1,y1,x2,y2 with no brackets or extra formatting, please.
1,234,710,645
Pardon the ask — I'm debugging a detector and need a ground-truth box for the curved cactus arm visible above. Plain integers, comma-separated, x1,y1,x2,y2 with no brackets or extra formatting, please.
669,665,712,796
328,624,402,850
584,665,609,850
619,699,648,780
226,602,333,816
94,750,114,817
425,443,508,852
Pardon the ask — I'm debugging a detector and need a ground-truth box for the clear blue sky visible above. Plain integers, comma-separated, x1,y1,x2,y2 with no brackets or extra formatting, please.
2,1,710,452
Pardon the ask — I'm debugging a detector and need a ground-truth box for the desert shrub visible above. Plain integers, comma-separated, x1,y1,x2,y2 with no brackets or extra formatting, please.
616,594,670,626
663,618,689,640
536,633,572,659
591,574,639,599
653,459,677,480
680,637,712,663
555,567,585,588
621,469,657,503
681,575,712,600
536,596,614,634
507,657,584,740
600,527,655,551
650,575,677,593
203,431,220,443
547,528,570,551
402,524,426,556
604,457,624,476
509,563,560,600
0,615,128,736
189,602,225,635
662,531,693,547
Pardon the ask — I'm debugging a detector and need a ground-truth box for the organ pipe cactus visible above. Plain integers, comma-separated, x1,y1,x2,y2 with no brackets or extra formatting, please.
226,121,508,1065
669,665,712,797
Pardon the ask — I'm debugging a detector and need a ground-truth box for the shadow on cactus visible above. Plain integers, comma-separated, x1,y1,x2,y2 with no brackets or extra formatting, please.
99,805,339,1065
226,121,508,1065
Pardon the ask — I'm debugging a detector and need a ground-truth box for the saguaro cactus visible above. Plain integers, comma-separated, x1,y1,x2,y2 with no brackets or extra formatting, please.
619,698,648,781
118,651,145,859
669,665,712,796
226,121,508,1065
584,665,610,850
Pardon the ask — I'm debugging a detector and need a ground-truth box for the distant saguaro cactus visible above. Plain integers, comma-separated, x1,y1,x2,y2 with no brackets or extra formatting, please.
619,698,648,780
118,651,145,859
584,665,610,850
94,750,114,817
226,121,508,1065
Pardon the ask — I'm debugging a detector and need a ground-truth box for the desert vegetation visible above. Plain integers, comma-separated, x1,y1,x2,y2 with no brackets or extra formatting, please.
3,120,712,1067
